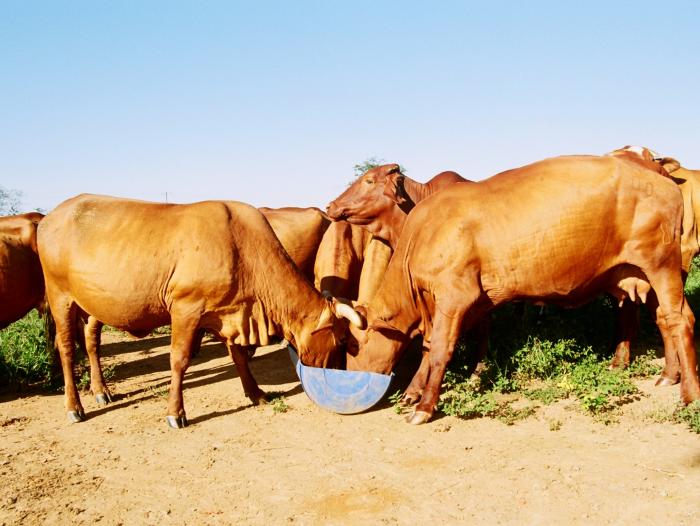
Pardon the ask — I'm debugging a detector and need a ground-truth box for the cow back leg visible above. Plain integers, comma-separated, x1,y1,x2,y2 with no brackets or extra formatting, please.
610,300,639,369
646,270,700,403
227,343,268,405
50,294,83,422
82,316,112,406
166,314,200,429
465,317,491,378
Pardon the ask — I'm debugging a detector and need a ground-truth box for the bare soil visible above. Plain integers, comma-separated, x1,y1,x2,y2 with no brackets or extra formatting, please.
1,332,699,525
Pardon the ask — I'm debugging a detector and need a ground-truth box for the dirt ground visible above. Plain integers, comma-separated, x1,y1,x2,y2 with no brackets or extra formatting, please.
1,332,699,526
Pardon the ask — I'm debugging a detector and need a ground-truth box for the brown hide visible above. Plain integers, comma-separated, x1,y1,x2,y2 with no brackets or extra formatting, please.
38,195,347,424
348,155,700,423
259,206,330,282
0,212,45,328
313,221,391,303
606,146,680,178
327,164,468,248
606,147,698,270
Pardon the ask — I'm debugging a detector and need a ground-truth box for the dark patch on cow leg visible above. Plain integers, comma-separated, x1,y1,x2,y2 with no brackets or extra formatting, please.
610,300,638,369
228,343,267,405
190,328,205,359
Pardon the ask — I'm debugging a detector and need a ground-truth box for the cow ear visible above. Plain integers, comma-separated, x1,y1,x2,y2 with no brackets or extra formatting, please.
382,170,407,205
660,157,681,174
368,317,406,341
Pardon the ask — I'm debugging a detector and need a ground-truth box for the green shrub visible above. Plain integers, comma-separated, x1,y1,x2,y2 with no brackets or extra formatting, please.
674,401,700,433
0,309,54,388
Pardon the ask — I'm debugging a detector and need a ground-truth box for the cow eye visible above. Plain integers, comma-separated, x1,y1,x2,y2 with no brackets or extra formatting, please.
364,179,374,185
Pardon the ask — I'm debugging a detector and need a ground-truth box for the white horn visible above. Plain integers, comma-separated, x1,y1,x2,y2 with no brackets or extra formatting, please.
334,302,366,329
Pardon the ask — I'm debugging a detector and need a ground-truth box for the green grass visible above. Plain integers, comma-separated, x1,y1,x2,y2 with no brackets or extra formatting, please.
0,309,55,388
438,294,658,424
267,392,290,414
674,401,700,433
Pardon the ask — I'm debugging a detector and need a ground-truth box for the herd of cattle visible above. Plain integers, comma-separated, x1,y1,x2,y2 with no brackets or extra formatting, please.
1,145,700,427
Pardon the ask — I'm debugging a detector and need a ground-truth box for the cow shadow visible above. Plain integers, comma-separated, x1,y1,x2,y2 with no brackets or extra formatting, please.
87,340,301,419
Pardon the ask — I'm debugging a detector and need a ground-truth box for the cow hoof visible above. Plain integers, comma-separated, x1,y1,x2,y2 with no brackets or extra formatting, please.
67,410,85,423
406,410,431,425
95,392,113,406
166,415,188,429
655,375,679,387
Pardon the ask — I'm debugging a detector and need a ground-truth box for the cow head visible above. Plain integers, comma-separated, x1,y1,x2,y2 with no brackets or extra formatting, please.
296,295,365,369
333,302,408,375
607,146,681,177
326,164,409,241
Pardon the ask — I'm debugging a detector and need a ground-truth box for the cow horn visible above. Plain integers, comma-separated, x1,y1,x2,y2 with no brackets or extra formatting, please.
334,302,366,329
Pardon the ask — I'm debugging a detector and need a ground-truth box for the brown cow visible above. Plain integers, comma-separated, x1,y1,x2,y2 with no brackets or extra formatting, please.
0,212,45,328
341,155,700,424
327,164,468,248
327,164,487,403
606,146,697,377
0,213,112,403
259,206,330,282
38,194,359,428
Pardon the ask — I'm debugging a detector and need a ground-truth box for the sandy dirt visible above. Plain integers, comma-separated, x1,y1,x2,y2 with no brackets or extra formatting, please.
1,331,699,525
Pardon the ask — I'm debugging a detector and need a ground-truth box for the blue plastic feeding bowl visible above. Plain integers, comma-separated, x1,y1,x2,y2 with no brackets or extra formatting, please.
287,344,394,415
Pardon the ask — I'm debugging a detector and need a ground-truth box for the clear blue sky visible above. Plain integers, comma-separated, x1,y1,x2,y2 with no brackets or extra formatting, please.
2,1,699,212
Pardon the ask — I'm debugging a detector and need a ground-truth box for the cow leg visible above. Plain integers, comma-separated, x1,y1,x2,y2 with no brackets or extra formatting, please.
227,343,268,405
51,297,84,422
610,300,638,369
81,316,112,406
465,317,491,378
646,271,700,403
166,316,200,429
403,345,430,405
408,300,471,425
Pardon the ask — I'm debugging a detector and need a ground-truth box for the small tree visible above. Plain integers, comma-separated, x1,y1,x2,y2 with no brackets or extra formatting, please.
352,157,407,178
0,186,22,215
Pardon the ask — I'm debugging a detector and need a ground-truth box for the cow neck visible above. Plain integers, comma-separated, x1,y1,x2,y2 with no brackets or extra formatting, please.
366,246,421,337
261,268,325,355
380,205,409,249
400,176,432,205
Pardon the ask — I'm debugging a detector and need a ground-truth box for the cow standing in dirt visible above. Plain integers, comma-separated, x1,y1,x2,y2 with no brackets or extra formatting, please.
38,195,359,428
0,212,45,328
327,165,488,403
341,155,700,424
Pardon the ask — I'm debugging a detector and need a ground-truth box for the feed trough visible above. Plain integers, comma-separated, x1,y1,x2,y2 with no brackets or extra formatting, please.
287,344,393,415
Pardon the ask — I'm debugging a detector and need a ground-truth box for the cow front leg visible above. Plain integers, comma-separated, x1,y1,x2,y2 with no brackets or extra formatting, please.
408,304,467,425
228,344,268,405
403,345,429,405
166,316,200,429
